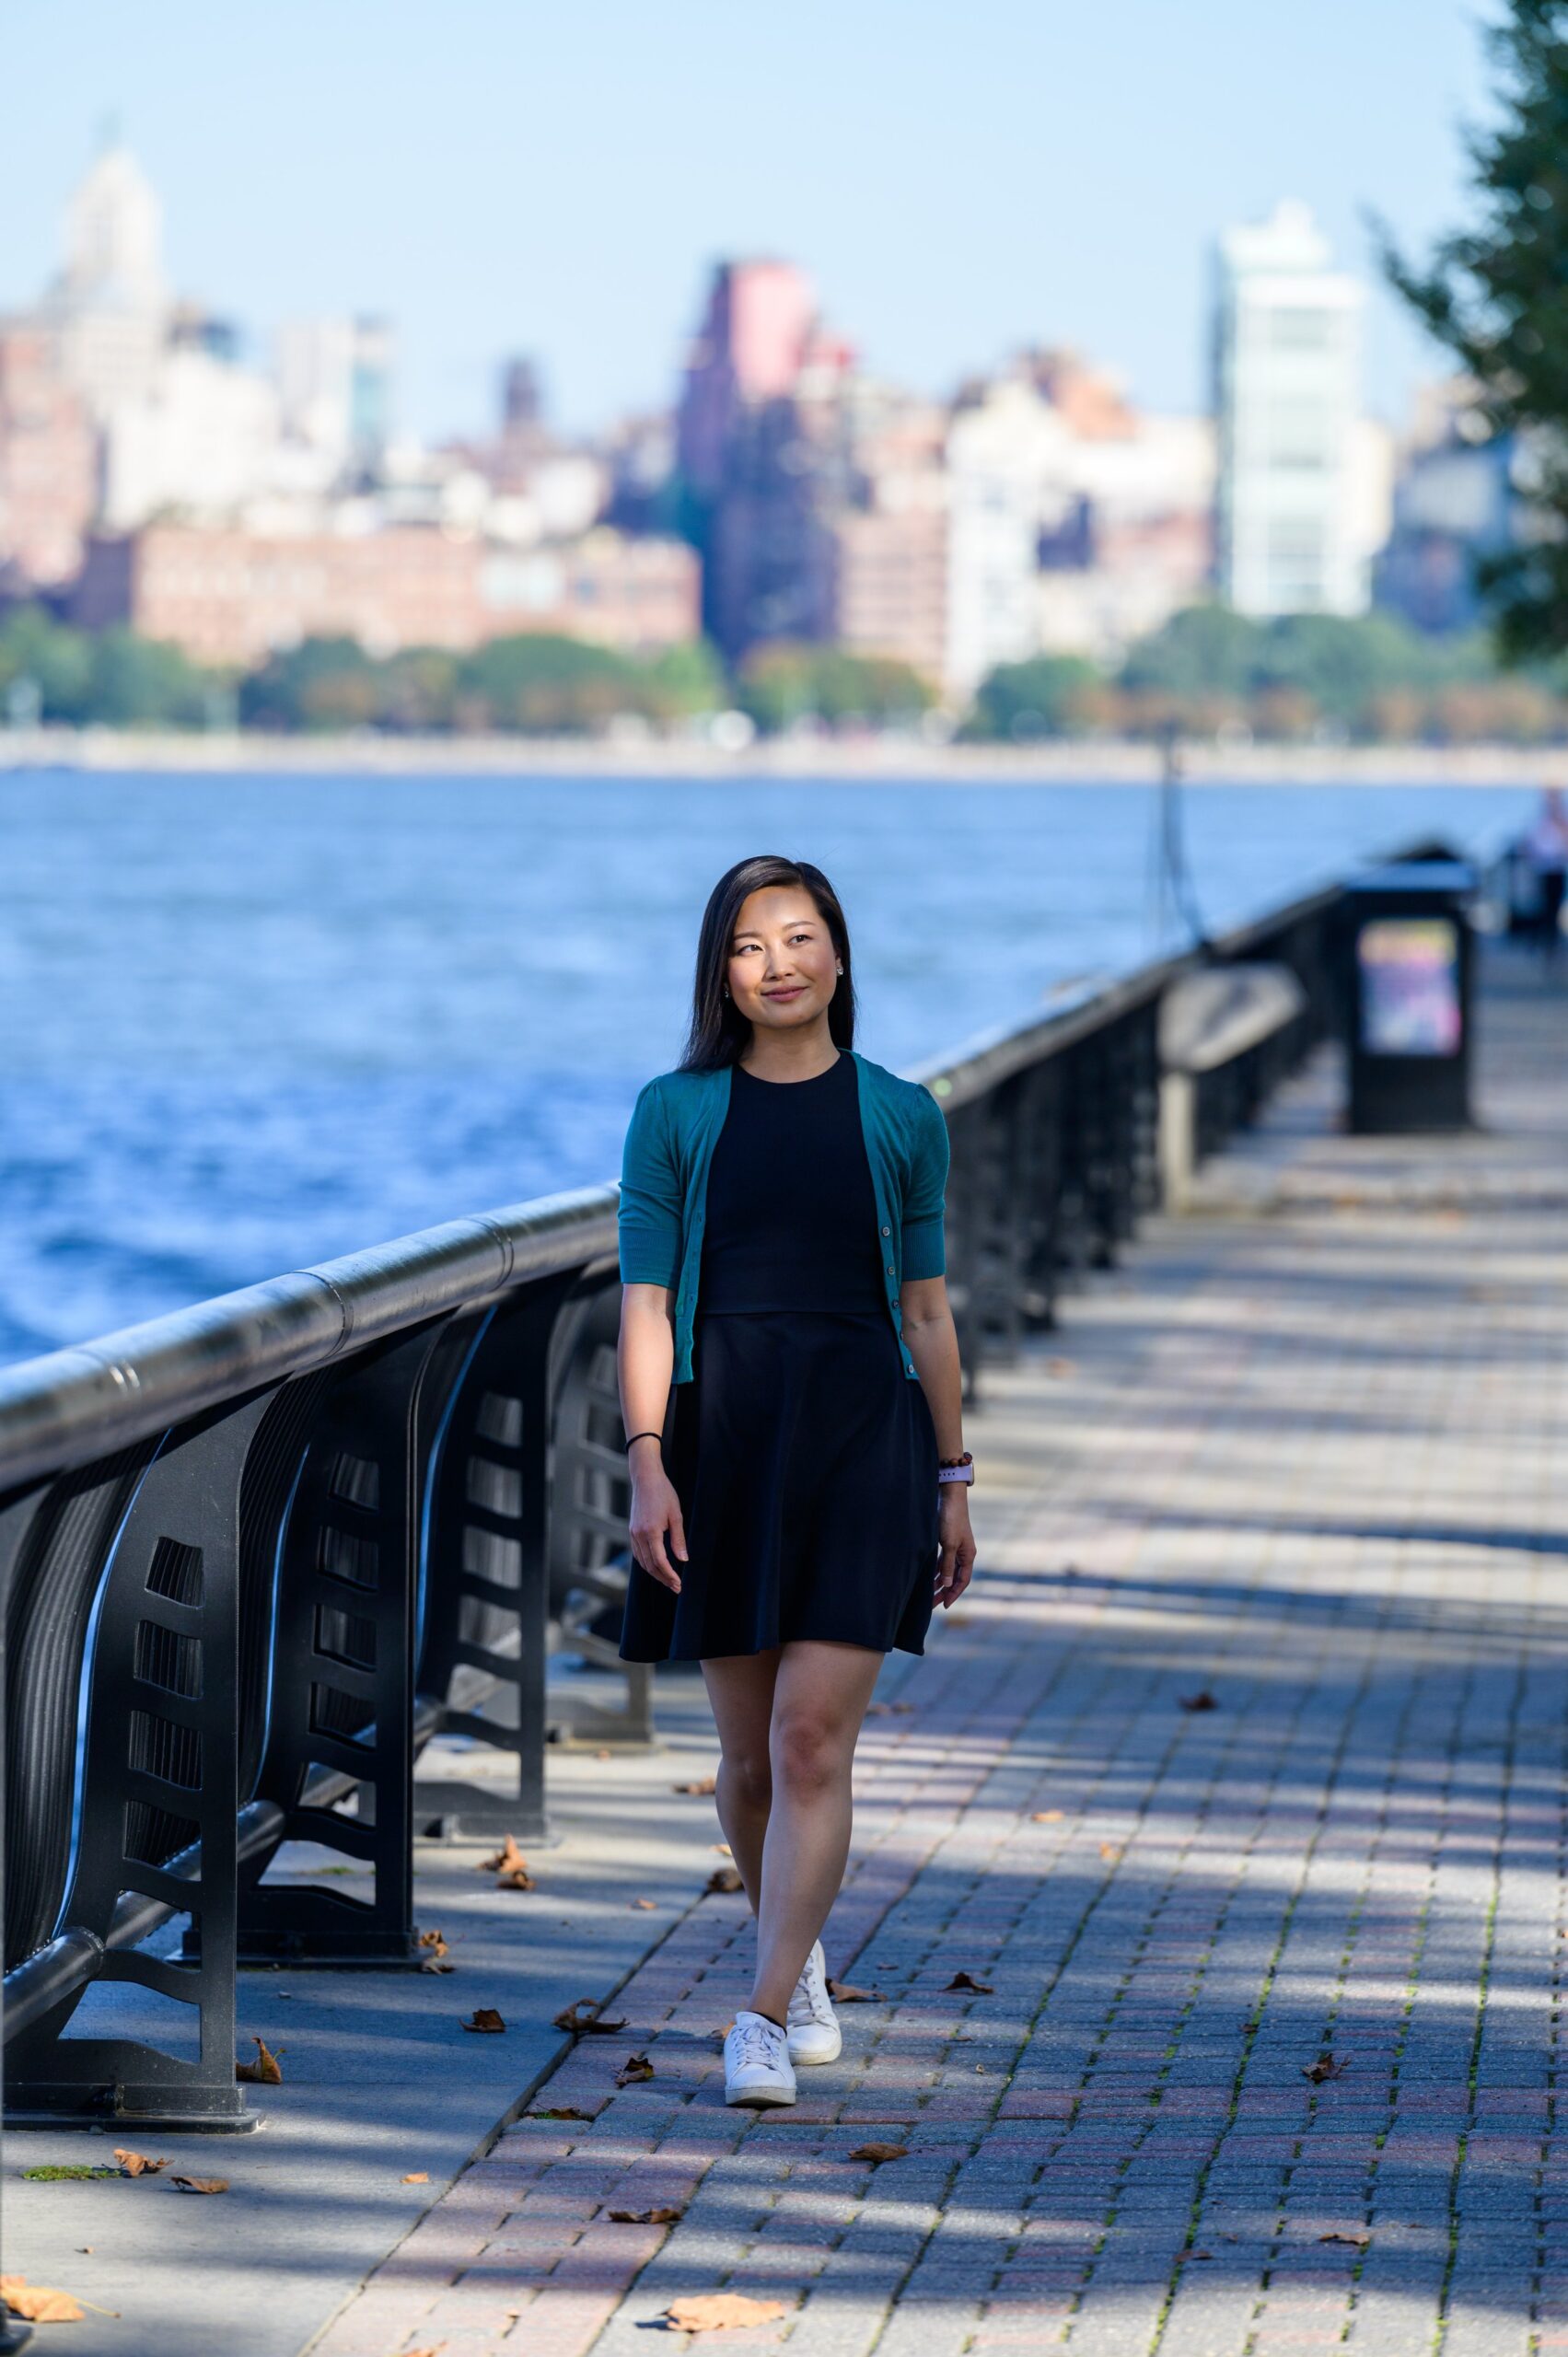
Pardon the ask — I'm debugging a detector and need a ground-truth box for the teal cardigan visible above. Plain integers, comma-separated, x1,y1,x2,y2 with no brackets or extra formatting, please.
617,1047,950,1384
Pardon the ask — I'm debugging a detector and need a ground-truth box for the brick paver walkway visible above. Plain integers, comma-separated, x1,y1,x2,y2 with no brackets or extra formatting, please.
308,946,1568,2357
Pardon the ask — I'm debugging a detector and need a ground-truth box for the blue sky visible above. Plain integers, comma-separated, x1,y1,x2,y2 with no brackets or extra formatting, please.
5,0,1497,443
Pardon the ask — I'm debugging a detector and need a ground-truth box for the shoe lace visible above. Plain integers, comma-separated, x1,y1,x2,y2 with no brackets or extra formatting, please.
733,2014,784,2069
786,1952,830,2028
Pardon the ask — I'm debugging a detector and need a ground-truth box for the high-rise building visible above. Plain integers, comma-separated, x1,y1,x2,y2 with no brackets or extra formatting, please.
276,316,394,480
0,323,98,587
676,260,817,505
1213,200,1368,616
41,135,171,422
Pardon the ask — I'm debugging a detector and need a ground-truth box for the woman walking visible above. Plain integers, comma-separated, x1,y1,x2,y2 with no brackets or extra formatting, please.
616,854,976,2108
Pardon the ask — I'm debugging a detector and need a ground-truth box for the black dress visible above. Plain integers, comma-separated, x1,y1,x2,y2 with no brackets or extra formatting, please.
620,1051,940,1663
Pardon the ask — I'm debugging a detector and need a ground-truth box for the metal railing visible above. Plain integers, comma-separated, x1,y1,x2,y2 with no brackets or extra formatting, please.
0,849,1419,2153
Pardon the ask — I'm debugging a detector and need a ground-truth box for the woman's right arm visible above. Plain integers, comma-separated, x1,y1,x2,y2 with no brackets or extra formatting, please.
618,1283,688,1592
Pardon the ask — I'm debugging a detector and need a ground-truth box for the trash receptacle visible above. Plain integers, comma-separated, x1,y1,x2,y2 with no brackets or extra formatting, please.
1342,859,1475,1133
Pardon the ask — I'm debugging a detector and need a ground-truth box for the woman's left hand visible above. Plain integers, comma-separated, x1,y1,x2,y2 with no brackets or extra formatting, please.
935,1486,976,1608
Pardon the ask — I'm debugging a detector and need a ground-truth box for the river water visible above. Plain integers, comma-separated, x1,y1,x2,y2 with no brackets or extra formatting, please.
0,768,1532,1365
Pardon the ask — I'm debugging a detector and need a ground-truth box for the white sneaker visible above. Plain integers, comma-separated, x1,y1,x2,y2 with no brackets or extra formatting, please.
785,1940,842,2066
724,2008,796,2107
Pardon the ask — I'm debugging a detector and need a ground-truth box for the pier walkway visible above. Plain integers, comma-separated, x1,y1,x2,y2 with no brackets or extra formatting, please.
16,943,1567,2357
312,941,1566,2357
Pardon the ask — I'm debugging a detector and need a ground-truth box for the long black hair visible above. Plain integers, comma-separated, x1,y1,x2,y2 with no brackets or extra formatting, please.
677,854,858,1072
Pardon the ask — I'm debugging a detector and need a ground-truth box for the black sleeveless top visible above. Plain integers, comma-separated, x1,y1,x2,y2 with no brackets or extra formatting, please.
699,1051,889,1315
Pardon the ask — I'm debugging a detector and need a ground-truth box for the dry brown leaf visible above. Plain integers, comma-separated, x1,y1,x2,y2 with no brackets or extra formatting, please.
529,2106,593,2120
662,2293,787,2332
417,1928,449,1956
1177,2247,1214,2263
703,1866,743,1895
608,2204,683,2224
169,2176,228,2196
497,1864,537,1891
112,2148,168,2177
479,1834,529,1875
632,1897,657,1910
616,2052,655,2085
0,2276,87,2323
826,1980,883,2003
1319,2229,1370,2247
673,1775,716,1794
1179,1690,1219,1713
1099,1843,1122,1863
943,1971,994,1994
711,1842,733,1856
235,2036,284,2084
1302,2049,1349,2084
1032,1809,1064,1823
553,2002,627,2037
1046,1356,1075,1376
402,2171,430,2183
462,2007,506,2034
596,1748,611,1760
850,2142,907,2163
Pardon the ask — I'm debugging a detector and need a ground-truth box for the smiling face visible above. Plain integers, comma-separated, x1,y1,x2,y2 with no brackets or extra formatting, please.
726,884,841,1037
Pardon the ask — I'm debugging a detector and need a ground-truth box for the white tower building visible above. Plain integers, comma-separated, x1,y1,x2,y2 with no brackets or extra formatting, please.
44,137,172,420
1213,200,1368,615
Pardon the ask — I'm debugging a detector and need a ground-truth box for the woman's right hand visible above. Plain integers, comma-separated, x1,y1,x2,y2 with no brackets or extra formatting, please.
628,1453,688,1594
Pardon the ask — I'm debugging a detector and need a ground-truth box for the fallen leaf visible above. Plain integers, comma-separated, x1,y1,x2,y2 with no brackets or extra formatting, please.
596,1748,611,1760
553,2002,627,2037
169,2177,228,2196
1302,2049,1349,2084
704,1866,743,1895
632,1897,657,1910
1099,1843,1122,1863
1032,1809,1064,1823
826,1980,883,2003
1046,1356,1075,1376
1319,2230,1370,2248
711,1842,733,1856
942,1971,994,1994
235,2036,284,2084
417,1928,449,1957
850,2142,908,2163
0,2277,87,2322
609,2204,683,2224
617,2053,655,2086
662,2293,788,2332
402,2172,430,2184
496,1864,537,1891
462,2008,506,2034
479,1834,529,1876
1177,2247,1214,2263
673,1776,716,1794
1179,1690,1219,1713
112,2149,168,2177
529,2107,593,2120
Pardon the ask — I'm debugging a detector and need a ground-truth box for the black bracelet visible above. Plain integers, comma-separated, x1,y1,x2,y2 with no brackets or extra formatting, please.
624,1431,663,1450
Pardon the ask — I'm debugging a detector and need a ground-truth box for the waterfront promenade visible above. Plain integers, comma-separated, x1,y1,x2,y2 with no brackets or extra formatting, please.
11,940,1565,2356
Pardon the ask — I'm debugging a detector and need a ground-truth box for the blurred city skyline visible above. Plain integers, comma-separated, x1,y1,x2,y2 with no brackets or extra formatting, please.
6,0,1493,443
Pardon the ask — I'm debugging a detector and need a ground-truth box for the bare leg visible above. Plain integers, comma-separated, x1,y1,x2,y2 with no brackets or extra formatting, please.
749,1640,884,2026
701,1649,780,1915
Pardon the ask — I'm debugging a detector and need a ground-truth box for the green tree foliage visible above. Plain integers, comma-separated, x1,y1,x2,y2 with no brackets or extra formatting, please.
736,643,935,734
961,654,1103,740
1373,0,1568,658
0,607,212,726
239,637,379,731
965,605,1565,742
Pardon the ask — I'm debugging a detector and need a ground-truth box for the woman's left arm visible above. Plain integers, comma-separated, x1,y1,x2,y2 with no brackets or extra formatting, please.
900,1273,976,1609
